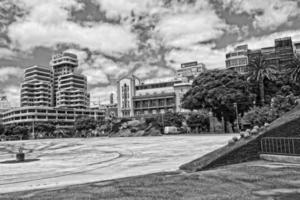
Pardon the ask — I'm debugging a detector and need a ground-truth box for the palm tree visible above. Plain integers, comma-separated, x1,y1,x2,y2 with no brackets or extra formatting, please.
287,57,300,83
247,55,277,105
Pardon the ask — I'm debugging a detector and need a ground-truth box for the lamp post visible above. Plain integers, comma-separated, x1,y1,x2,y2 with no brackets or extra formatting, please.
32,119,35,139
233,102,240,133
161,112,165,133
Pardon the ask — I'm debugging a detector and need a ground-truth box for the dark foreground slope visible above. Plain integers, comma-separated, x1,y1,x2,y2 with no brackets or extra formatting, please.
180,105,300,172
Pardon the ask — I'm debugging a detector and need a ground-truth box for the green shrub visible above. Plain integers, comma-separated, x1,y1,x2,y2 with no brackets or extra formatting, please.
243,106,279,127
187,111,210,132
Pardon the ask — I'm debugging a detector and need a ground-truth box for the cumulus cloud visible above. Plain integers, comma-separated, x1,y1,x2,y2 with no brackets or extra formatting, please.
2,85,20,107
92,0,159,19
134,65,174,79
7,0,138,56
156,11,227,48
8,21,137,55
64,48,89,66
89,85,116,105
0,48,15,59
221,0,300,30
166,44,226,69
0,66,23,82
82,68,109,85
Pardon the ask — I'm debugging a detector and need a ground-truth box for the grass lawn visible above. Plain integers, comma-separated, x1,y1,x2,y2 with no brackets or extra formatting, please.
1,160,300,200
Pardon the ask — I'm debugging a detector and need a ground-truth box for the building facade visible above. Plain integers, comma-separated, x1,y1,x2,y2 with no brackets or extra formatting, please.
226,37,297,73
117,62,206,118
20,65,53,107
3,52,97,128
56,73,89,109
50,52,89,108
176,61,206,81
1,107,104,128
20,52,89,109
225,45,249,74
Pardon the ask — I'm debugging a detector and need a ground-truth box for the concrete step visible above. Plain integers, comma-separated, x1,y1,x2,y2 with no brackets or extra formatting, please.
260,154,300,164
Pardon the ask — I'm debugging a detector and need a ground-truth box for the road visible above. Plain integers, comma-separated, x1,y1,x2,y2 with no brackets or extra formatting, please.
0,135,234,193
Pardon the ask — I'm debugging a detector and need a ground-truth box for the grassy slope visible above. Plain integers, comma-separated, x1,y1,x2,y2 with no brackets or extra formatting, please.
180,105,300,172
1,161,300,200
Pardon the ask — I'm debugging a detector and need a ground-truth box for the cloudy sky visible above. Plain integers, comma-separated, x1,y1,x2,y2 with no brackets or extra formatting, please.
1,0,300,106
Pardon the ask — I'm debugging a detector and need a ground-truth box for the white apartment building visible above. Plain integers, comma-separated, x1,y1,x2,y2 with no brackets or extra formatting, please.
50,51,89,108
3,52,96,128
56,73,90,109
20,65,53,107
225,45,249,74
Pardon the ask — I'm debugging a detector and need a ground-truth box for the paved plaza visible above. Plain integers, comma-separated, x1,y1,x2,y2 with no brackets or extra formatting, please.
0,135,234,193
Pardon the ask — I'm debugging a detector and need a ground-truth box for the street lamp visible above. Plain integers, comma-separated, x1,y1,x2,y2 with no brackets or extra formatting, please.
233,102,240,133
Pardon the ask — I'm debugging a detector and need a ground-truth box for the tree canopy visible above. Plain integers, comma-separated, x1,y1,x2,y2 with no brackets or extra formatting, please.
182,69,255,131
247,55,277,105
74,116,97,132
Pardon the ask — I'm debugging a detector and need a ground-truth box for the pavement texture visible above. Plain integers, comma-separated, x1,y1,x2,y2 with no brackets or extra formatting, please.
0,135,234,193
1,160,300,200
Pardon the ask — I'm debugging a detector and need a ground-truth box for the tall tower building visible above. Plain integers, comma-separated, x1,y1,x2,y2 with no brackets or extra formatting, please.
50,52,78,106
56,73,90,109
50,51,90,109
20,65,53,107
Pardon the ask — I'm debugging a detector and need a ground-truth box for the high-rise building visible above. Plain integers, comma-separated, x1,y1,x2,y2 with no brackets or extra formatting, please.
56,73,89,109
50,52,78,106
274,37,295,70
49,51,90,108
20,65,53,107
3,53,102,128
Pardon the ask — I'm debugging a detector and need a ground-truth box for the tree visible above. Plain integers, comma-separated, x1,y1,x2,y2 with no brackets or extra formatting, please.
35,122,56,134
247,55,277,105
12,125,29,139
182,69,255,132
186,111,210,132
243,106,278,127
0,123,4,135
287,57,300,83
162,111,184,127
74,116,97,132
244,90,298,127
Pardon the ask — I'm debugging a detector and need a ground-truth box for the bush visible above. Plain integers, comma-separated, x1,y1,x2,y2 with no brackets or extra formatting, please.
232,136,238,142
228,139,235,145
120,118,132,123
243,106,279,127
240,132,245,138
187,111,210,132
163,111,184,127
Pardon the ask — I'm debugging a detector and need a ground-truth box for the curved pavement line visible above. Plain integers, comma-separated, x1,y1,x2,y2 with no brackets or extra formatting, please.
0,148,134,187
